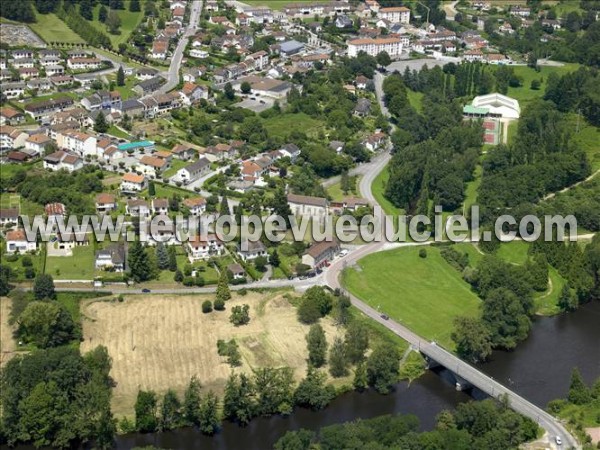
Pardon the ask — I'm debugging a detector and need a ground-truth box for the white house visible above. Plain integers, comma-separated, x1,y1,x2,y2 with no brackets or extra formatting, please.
58,131,97,157
67,57,102,70
182,197,206,216
5,229,37,254
43,150,84,172
187,234,224,261
120,173,147,193
347,37,403,58
378,6,410,24
176,157,210,184
236,240,267,261
25,133,52,156
470,93,520,119
287,194,329,220
126,199,151,217
179,82,208,106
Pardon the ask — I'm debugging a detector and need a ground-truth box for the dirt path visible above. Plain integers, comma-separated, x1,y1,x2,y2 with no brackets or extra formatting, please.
543,169,600,201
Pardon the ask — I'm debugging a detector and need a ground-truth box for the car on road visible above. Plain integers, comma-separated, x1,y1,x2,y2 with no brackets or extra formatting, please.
142,288,151,293
339,249,349,257
380,314,389,320
555,436,562,446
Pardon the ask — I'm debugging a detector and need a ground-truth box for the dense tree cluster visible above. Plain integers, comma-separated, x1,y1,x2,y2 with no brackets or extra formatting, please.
0,346,115,448
12,166,104,215
275,398,538,450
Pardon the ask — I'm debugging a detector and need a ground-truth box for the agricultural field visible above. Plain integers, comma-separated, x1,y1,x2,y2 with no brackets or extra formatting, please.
80,291,350,417
342,246,481,349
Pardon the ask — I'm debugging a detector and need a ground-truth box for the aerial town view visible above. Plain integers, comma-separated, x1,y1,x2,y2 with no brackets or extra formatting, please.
0,0,599,449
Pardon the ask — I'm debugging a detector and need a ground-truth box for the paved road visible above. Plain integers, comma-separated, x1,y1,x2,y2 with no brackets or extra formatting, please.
156,0,203,95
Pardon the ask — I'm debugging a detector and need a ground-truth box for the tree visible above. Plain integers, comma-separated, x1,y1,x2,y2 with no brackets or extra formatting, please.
297,286,332,324
128,240,152,282
135,390,158,432
269,249,280,267
198,391,220,434
306,323,327,368
558,283,578,312
481,287,531,350
223,373,255,425
33,274,55,300
230,304,250,326
530,79,541,90
254,367,295,416
240,81,252,94
129,0,141,12
328,337,348,377
293,367,335,410
174,269,183,282
106,10,122,34
148,180,156,196
79,0,93,20
353,362,368,391
168,246,178,271
220,194,230,215
155,243,169,270
568,367,591,405
159,389,182,431
183,376,202,426
94,112,109,133
98,5,108,22
116,65,125,86
0,0,36,22
254,255,268,272
202,300,212,313
272,187,293,229
344,321,369,364
17,301,78,348
216,269,231,302
274,429,315,450
214,298,225,310
366,342,400,394
451,316,493,363
376,51,391,68
224,82,235,100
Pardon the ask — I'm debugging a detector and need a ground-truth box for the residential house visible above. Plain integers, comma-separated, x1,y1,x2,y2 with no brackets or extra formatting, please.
12,58,35,69
151,39,169,60
58,131,98,157
121,99,145,118
179,82,208,105
126,199,151,217
335,15,353,28
95,193,117,214
152,198,169,215
23,96,74,121
301,240,340,269
353,98,371,117
95,243,125,271
0,208,19,225
279,40,305,57
81,90,122,111
18,67,39,80
347,37,403,58
363,132,387,151
279,143,301,161
206,143,236,160
171,143,196,160
378,6,410,24
287,193,329,220
43,150,84,172
187,234,224,261
237,240,267,261
25,133,52,156
183,197,206,216
0,126,28,150
136,67,159,80
228,263,245,279
176,157,210,184
138,155,169,177
120,172,147,193
0,107,24,126
355,75,369,90
133,76,165,96
11,49,34,59
1,82,26,99
5,229,37,254
67,57,102,70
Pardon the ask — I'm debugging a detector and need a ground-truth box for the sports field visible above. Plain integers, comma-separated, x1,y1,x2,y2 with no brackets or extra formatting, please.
342,246,480,349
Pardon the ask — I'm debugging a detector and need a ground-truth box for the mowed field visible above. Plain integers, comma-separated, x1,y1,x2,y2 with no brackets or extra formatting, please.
29,12,84,44
80,292,348,417
0,298,20,367
342,246,481,349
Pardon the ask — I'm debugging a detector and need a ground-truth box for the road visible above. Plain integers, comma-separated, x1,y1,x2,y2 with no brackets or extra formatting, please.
443,0,459,21
156,0,203,95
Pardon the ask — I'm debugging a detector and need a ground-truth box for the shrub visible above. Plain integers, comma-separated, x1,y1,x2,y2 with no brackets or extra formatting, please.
238,288,248,296
214,298,225,310
21,256,33,267
202,300,212,313
419,249,427,258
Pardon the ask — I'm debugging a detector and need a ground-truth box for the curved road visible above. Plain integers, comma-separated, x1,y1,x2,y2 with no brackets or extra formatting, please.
156,0,203,95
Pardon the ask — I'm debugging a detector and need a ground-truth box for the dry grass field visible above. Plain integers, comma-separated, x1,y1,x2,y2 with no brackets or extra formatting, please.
80,291,348,417
0,298,22,367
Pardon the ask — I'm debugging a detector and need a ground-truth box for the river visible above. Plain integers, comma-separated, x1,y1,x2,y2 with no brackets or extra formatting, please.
116,301,600,449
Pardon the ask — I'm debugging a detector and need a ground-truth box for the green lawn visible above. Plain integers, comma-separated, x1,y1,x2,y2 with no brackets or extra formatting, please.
46,245,96,280
342,246,481,349
498,63,580,105
262,113,325,139
407,89,424,113
163,159,188,178
90,4,145,47
30,12,84,44
107,125,132,140
565,113,600,171
463,164,482,214
534,266,566,316
371,166,402,216
326,176,358,201
495,240,530,265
